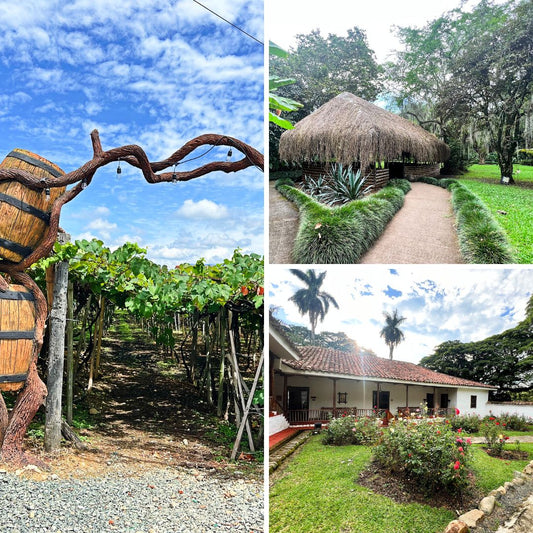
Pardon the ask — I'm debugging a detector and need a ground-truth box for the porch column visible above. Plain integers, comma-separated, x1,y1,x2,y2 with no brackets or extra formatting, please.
283,374,288,411
434,387,439,410
332,378,337,417
405,384,409,409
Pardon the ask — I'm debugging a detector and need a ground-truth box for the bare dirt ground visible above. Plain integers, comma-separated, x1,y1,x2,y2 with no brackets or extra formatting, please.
3,328,262,483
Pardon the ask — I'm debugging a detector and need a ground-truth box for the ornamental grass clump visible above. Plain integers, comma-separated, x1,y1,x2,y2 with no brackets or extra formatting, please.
275,180,409,263
373,420,471,495
322,415,381,446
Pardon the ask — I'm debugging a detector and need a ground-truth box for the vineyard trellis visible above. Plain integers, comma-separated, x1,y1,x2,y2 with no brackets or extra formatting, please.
35,239,265,457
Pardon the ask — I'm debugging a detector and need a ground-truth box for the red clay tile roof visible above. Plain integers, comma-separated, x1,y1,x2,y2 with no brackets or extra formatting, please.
284,346,493,389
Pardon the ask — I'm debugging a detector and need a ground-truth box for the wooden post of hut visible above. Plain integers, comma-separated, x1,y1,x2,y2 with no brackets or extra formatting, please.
44,232,70,452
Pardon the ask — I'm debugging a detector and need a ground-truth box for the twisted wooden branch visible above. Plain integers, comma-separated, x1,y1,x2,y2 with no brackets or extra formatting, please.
0,130,264,190
0,130,263,273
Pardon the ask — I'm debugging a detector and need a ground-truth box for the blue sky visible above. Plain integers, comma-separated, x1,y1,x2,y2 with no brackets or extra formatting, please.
269,266,533,364
0,0,264,266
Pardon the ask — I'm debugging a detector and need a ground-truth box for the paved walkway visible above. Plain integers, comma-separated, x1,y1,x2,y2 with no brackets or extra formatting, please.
360,182,464,264
269,181,299,264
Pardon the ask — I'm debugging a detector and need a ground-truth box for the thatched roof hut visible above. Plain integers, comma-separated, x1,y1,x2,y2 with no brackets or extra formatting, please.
279,92,450,170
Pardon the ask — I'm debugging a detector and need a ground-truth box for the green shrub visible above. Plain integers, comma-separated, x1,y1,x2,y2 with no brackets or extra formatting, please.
386,179,412,194
490,412,531,432
275,177,295,187
450,414,481,434
322,415,381,446
481,418,509,456
373,420,472,495
276,181,408,263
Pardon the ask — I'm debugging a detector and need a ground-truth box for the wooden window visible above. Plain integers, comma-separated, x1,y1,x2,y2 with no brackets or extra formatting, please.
470,395,477,408
338,392,347,404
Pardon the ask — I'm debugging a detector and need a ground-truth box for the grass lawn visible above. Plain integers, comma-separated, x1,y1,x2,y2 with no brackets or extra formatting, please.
270,436,533,533
269,436,455,533
457,164,533,263
471,443,533,493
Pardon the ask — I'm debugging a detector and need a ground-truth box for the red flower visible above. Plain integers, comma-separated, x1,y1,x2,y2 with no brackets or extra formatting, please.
455,408,460,415
502,423,506,426
257,286,264,296
436,430,441,435
495,422,500,425
454,461,461,470
489,417,495,420
458,447,464,452
457,428,462,433
240,286,249,295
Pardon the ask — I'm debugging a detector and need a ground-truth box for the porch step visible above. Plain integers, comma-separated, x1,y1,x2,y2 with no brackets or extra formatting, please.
269,430,312,474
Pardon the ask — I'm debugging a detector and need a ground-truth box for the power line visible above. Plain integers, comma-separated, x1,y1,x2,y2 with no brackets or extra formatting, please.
192,0,263,46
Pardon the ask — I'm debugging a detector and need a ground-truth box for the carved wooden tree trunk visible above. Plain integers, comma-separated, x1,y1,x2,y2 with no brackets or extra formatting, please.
0,273,48,467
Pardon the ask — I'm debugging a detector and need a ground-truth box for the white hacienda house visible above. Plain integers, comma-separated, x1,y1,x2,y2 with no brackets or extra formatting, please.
269,316,499,428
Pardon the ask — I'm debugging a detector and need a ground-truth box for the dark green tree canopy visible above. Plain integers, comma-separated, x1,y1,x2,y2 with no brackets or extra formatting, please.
420,294,533,399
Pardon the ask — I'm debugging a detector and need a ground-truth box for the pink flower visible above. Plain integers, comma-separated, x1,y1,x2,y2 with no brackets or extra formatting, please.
456,438,463,444
352,428,356,432
458,447,464,452
466,438,472,445
457,428,462,433
455,408,460,415
454,461,460,470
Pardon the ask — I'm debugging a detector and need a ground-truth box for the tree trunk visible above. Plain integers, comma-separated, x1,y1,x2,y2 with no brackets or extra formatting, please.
44,260,69,452
389,345,394,360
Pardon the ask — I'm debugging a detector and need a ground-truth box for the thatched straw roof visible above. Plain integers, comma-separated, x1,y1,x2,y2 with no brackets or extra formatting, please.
279,92,450,169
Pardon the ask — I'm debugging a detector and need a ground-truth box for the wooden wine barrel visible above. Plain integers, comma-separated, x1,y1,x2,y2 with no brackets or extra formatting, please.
0,284,36,391
0,149,65,264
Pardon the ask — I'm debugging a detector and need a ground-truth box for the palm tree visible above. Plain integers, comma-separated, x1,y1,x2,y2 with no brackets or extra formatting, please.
289,269,339,342
380,308,406,360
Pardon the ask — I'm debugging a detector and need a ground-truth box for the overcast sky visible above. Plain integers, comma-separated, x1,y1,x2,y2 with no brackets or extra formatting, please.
267,0,505,62
0,0,263,266
269,266,533,365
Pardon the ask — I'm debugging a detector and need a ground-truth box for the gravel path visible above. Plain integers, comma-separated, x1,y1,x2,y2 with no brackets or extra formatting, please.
0,467,264,533
268,182,299,264
359,182,464,264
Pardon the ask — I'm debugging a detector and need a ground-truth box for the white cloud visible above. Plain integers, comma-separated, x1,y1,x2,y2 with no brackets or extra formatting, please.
177,199,229,220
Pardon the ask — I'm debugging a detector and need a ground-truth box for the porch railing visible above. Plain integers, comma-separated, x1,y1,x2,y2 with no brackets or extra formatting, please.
286,406,456,424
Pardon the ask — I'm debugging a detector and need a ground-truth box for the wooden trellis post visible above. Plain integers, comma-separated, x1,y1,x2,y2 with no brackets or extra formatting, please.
44,233,70,452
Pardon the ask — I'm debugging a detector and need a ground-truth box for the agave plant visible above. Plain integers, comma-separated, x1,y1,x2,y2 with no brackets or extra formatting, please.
319,164,373,205
302,173,326,197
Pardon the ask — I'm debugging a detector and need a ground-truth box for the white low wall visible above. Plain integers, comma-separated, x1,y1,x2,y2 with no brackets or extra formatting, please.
269,414,290,436
485,402,533,421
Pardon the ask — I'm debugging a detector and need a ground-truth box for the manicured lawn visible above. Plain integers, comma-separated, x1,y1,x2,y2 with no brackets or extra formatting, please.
457,164,533,263
269,436,455,533
471,443,533,493
270,436,533,533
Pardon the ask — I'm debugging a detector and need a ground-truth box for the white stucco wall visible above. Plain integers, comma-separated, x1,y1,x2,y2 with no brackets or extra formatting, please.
269,414,290,436
485,403,533,420
275,371,493,415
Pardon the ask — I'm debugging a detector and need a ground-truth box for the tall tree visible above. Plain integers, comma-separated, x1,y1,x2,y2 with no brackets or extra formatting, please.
270,27,382,170
380,309,406,360
420,294,533,399
289,269,339,342
392,0,533,180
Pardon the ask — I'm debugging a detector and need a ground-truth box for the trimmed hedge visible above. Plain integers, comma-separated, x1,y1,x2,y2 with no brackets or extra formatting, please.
275,180,410,263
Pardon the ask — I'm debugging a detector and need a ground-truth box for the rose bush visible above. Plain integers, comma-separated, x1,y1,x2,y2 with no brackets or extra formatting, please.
373,420,471,495
322,415,381,446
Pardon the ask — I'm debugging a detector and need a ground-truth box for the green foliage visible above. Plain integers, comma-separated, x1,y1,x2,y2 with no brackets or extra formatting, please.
457,167,533,263
447,181,515,263
275,177,295,188
481,418,510,456
318,165,373,205
420,295,533,395
269,41,303,130
450,414,481,434
493,412,531,432
374,420,472,495
322,415,381,446
275,180,408,263
270,436,455,533
302,174,326,197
